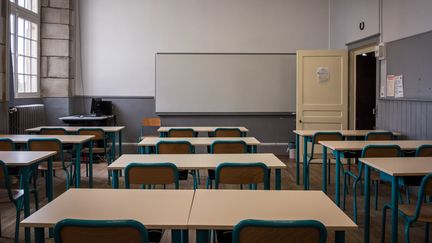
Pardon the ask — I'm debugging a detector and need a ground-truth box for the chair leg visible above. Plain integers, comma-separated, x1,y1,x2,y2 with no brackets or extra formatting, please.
381,204,390,243
406,186,411,204
426,222,430,243
405,222,411,243
375,181,379,210
328,159,331,185
14,200,23,243
64,169,70,190
353,178,360,223
33,172,39,210
343,173,348,210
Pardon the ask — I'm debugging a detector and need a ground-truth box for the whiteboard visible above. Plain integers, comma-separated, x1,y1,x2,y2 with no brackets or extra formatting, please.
155,53,296,113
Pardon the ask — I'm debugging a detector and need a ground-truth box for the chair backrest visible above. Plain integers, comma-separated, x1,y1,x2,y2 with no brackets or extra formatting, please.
78,128,105,141
215,163,269,189
167,128,196,137
0,138,15,151
40,128,67,135
210,141,248,154
232,219,327,243
0,160,16,203
156,141,193,154
141,118,161,127
412,174,432,221
54,219,149,243
310,132,343,155
28,138,63,161
365,131,394,141
416,145,432,157
361,144,402,158
125,163,179,189
214,128,243,137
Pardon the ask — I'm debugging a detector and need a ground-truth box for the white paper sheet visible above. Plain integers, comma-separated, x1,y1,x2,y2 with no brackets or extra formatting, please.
394,75,404,98
386,75,395,97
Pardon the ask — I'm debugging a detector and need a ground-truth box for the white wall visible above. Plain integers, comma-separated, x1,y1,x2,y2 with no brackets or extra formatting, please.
78,0,329,97
382,0,432,42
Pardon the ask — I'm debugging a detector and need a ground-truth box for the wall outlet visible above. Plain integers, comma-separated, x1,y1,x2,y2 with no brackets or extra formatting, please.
375,43,386,60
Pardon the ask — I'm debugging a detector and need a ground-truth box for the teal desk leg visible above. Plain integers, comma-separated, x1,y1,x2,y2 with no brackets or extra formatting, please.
335,231,345,243
196,230,210,243
364,164,371,243
21,167,31,243
171,229,187,243
275,169,281,190
296,134,300,185
46,157,53,200
303,136,308,189
75,143,82,188
35,227,45,243
112,170,119,189
391,176,399,243
111,132,116,160
334,150,341,206
322,146,328,193
89,142,93,188
118,130,123,156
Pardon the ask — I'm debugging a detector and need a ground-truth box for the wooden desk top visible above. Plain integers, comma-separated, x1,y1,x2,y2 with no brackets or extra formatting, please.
21,189,195,229
0,151,56,166
0,134,94,144
26,126,125,133
293,130,401,137
138,137,260,146
108,153,286,170
360,157,432,176
319,140,432,151
158,127,249,132
188,190,357,230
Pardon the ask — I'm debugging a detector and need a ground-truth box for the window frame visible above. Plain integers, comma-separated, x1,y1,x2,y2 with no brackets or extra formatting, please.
9,0,40,98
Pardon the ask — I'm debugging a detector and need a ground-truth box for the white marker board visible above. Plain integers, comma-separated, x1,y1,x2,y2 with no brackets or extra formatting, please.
155,53,296,113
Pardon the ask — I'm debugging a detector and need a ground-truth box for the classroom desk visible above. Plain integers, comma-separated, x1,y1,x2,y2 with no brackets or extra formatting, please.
138,137,261,153
360,157,432,243
108,153,286,190
319,140,432,207
158,126,248,137
293,130,400,186
0,151,56,243
0,134,94,188
21,189,194,243
26,126,125,158
188,190,357,243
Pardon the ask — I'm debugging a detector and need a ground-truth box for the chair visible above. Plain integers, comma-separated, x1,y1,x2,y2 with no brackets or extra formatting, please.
343,144,402,223
167,128,197,138
403,145,432,204
124,163,180,242
215,162,269,190
155,141,195,188
305,132,344,189
28,138,74,190
0,160,24,243
365,131,394,141
206,141,248,189
40,128,67,135
381,173,432,243
125,163,179,189
0,138,16,151
54,219,148,243
140,118,161,137
232,219,327,243
213,128,243,137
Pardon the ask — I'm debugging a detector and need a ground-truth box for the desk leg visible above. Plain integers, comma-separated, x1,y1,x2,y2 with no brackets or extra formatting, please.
119,130,123,156
20,166,31,243
89,142,93,188
391,176,399,243
322,146,327,193
75,143,82,188
35,227,45,243
196,230,210,243
275,169,281,190
295,134,300,185
364,164,371,243
46,157,54,238
112,170,119,189
111,132,116,160
335,231,345,243
335,151,341,207
303,136,308,189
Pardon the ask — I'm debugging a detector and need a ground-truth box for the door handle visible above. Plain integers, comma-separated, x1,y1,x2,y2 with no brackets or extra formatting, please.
299,120,302,123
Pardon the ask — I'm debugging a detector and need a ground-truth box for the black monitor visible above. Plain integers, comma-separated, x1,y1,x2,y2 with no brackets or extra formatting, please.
90,98,112,116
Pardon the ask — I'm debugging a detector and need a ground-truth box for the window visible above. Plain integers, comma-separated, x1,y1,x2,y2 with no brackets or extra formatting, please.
10,0,40,98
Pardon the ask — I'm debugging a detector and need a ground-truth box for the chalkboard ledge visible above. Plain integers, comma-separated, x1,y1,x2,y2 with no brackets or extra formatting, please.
379,97,432,102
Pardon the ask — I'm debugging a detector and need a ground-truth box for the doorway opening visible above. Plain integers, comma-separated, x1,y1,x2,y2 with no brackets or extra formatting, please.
355,51,376,129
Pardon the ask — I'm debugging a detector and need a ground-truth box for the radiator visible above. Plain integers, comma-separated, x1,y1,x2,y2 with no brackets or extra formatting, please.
8,104,45,134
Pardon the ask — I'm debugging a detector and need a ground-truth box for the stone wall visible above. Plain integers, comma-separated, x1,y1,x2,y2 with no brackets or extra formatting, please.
0,1,8,133
40,0,74,98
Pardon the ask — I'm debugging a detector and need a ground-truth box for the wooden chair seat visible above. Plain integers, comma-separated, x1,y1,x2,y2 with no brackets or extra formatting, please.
399,203,432,223
0,188,23,202
81,147,109,154
38,161,72,171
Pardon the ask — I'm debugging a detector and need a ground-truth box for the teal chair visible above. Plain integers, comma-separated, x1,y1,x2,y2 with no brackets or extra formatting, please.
381,173,432,243
215,162,269,190
209,128,244,137
364,131,394,141
54,219,149,243
403,145,432,204
305,132,344,189
39,128,67,135
0,138,16,151
0,160,24,243
206,140,248,189
232,219,327,243
28,138,74,191
167,128,198,138
343,144,402,223
125,163,179,242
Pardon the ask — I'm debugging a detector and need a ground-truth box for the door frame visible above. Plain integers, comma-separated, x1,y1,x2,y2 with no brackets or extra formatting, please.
349,45,377,129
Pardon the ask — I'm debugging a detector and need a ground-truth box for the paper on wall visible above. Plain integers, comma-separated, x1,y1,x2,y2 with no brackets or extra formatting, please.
386,75,395,97
394,75,404,98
